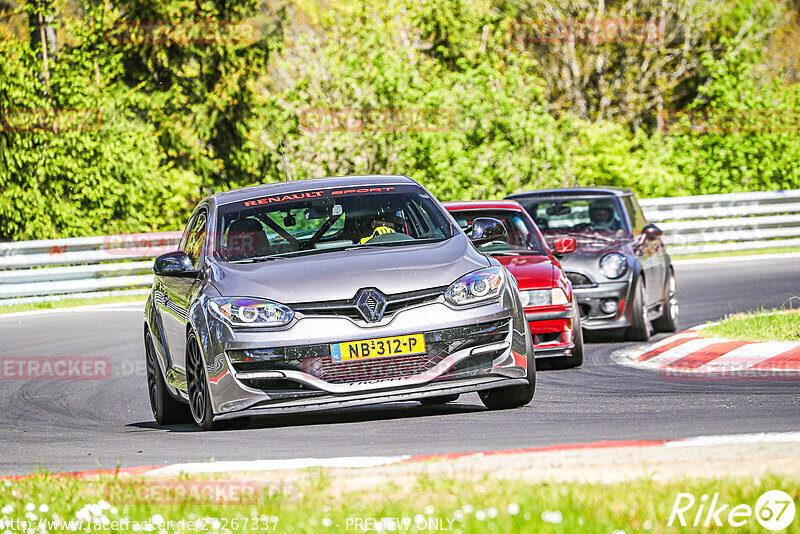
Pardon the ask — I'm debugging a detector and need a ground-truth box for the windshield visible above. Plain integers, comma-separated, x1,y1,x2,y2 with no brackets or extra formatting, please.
449,209,548,256
215,185,455,262
516,197,630,239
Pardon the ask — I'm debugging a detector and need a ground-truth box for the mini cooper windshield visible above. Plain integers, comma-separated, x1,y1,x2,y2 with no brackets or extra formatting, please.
519,197,632,240
215,185,454,262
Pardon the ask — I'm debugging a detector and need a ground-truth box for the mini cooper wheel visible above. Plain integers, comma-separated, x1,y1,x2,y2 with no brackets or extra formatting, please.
145,331,191,425
479,349,535,410
419,394,460,405
186,333,216,431
625,279,651,342
653,268,679,333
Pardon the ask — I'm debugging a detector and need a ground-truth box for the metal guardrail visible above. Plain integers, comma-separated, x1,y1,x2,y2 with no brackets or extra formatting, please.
0,190,798,305
639,189,800,255
0,233,181,305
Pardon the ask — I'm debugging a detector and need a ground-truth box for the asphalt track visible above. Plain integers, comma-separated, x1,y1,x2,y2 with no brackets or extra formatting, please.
0,254,798,476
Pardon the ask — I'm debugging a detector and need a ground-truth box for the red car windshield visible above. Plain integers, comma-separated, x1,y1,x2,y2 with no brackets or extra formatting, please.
449,209,548,256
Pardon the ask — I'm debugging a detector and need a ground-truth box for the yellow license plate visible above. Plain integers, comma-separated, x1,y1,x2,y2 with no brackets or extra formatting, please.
331,334,426,362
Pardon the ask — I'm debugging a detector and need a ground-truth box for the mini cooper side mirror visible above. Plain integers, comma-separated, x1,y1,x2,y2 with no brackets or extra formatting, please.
553,236,577,256
154,251,199,278
643,224,663,239
471,218,508,244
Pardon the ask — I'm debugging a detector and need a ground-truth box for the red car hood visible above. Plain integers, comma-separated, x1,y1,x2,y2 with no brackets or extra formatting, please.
495,255,555,290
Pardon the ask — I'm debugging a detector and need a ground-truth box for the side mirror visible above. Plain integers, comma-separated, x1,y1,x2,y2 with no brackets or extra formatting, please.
553,236,577,256
154,251,199,278
471,218,508,244
643,224,663,239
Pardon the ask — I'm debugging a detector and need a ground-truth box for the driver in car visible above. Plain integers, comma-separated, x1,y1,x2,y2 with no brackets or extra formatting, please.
360,213,403,244
588,199,623,234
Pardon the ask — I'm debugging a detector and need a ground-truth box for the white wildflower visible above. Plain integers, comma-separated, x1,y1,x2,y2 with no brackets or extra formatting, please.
321,518,333,527
475,510,486,521
507,503,520,515
541,510,563,524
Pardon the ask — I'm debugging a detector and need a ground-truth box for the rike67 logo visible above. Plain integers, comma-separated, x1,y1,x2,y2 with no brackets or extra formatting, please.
669,490,796,530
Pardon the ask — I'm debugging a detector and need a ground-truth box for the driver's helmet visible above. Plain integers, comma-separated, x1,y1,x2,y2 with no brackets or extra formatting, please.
588,198,618,230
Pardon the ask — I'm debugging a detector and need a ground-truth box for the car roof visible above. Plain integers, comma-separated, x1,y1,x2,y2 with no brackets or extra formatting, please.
443,200,524,211
506,186,632,200
211,175,418,206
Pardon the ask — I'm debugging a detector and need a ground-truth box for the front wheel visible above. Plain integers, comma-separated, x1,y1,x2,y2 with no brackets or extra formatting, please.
625,279,651,342
145,331,191,425
479,348,535,410
186,333,216,431
653,269,679,333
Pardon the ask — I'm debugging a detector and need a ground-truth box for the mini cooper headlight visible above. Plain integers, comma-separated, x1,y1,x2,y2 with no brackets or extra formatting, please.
519,288,568,308
209,297,294,327
445,267,505,306
599,253,628,279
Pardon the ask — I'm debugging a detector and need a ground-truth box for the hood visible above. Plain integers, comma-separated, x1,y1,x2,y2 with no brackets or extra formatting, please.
495,255,555,290
553,236,634,273
208,235,489,303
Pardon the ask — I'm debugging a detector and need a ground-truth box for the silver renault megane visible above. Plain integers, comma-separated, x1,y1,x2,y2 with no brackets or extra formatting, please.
144,175,534,429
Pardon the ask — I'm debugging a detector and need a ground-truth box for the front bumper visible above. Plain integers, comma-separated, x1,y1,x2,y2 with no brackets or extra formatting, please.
525,307,574,359
193,291,531,419
573,281,633,330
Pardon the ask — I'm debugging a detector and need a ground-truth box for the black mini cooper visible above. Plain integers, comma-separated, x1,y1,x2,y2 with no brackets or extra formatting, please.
506,187,679,341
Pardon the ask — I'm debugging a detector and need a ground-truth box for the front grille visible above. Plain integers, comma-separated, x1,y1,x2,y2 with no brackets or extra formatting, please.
566,272,595,288
290,286,445,322
229,319,509,387
301,352,440,383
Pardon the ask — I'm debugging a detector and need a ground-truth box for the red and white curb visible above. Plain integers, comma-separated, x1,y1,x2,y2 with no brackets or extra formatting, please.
613,326,800,380
5,432,800,480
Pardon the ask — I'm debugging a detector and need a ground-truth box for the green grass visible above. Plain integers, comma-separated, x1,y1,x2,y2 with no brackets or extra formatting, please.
0,472,796,533
701,308,800,342
0,294,146,314
672,245,800,260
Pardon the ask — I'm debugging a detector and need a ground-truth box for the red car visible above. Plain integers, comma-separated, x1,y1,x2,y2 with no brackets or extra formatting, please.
444,200,583,368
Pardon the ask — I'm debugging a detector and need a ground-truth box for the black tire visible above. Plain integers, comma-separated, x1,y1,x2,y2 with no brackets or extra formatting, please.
186,333,216,431
653,268,679,333
562,302,584,368
625,279,651,342
479,343,535,410
145,331,191,425
419,394,460,405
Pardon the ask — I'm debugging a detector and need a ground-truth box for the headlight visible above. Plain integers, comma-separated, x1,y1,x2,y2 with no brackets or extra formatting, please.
209,297,294,327
599,253,628,279
519,288,568,308
445,267,505,306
